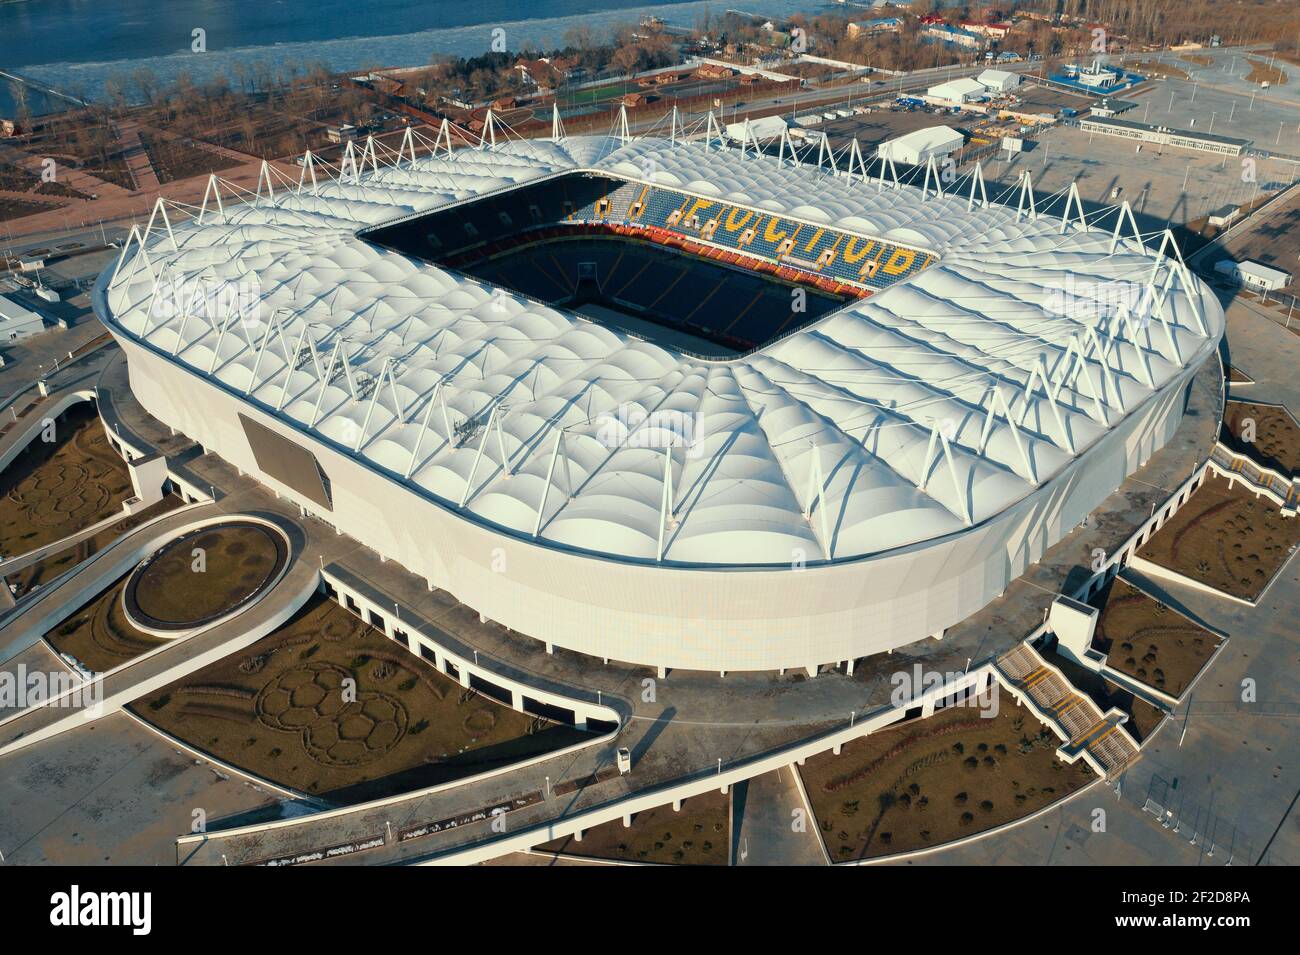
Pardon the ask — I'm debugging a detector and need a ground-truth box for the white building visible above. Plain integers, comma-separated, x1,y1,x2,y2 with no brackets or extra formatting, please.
1207,205,1240,229
725,114,788,143
1214,259,1292,291
927,77,987,104
1077,116,1249,157
1075,60,1120,88
0,293,45,341
1079,70,1117,88
96,135,1224,674
978,68,1020,93
877,125,965,165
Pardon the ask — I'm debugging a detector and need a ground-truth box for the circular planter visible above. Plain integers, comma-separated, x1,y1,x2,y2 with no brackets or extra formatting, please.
123,519,289,633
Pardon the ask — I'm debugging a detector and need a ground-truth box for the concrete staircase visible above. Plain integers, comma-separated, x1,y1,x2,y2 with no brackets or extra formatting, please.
996,642,1140,781
1208,443,1298,514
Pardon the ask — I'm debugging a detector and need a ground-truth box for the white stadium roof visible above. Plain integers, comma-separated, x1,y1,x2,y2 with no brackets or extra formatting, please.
102,132,1221,569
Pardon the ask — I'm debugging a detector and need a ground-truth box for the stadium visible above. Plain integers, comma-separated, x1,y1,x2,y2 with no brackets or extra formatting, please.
94,126,1225,674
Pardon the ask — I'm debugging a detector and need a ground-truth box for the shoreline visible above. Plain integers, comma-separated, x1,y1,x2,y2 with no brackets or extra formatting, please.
1,0,821,111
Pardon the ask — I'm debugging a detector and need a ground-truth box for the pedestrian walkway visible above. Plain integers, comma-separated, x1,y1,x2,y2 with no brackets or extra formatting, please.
113,121,161,193
0,505,317,757
731,767,826,865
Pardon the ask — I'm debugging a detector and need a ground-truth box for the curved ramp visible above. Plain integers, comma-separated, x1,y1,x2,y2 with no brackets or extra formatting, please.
0,515,319,757
0,501,215,664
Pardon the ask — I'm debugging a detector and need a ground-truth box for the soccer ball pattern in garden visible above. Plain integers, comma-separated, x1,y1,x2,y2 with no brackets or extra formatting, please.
256,662,408,767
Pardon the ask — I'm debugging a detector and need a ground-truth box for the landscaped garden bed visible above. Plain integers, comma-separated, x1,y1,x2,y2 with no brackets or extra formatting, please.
1137,473,1300,601
1244,57,1288,86
0,403,133,560
44,573,165,674
1089,579,1219,698
1221,400,1300,475
1131,59,1191,80
797,704,1095,861
537,788,730,865
0,197,55,222
131,595,588,803
4,494,184,599
124,521,285,629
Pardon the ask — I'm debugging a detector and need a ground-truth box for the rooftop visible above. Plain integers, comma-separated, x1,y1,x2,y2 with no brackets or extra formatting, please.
99,134,1221,568
1080,115,1252,148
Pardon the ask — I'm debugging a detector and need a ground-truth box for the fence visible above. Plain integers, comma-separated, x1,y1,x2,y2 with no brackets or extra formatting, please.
1141,773,1285,865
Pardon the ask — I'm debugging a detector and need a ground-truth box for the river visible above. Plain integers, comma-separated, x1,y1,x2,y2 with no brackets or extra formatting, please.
0,0,836,116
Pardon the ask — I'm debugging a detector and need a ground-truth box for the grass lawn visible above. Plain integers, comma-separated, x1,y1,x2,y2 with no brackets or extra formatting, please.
130,595,588,803
128,522,282,627
0,403,133,560
1091,579,1219,698
538,788,730,865
559,81,637,107
1221,400,1300,475
798,703,1095,861
1138,473,1300,601
44,573,164,674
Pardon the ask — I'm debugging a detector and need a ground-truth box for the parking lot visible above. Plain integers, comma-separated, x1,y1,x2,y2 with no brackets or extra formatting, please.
805,103,973,154
1209,185,1300,293
978,123,1297,234
1115,49,1300,160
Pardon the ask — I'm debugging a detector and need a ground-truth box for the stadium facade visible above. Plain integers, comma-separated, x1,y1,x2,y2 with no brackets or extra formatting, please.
96,132,1224,673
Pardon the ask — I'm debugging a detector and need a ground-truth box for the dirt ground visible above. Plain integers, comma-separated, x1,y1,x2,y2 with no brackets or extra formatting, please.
131,595,588,804
1221,400,1300,474
137,132,241,185
0,403,133,560
1244,57,1288,86
1090,579,1219,698
538,788,730,865
1138,472,1300,601
798,703,1095,861
1131,60,1191,80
